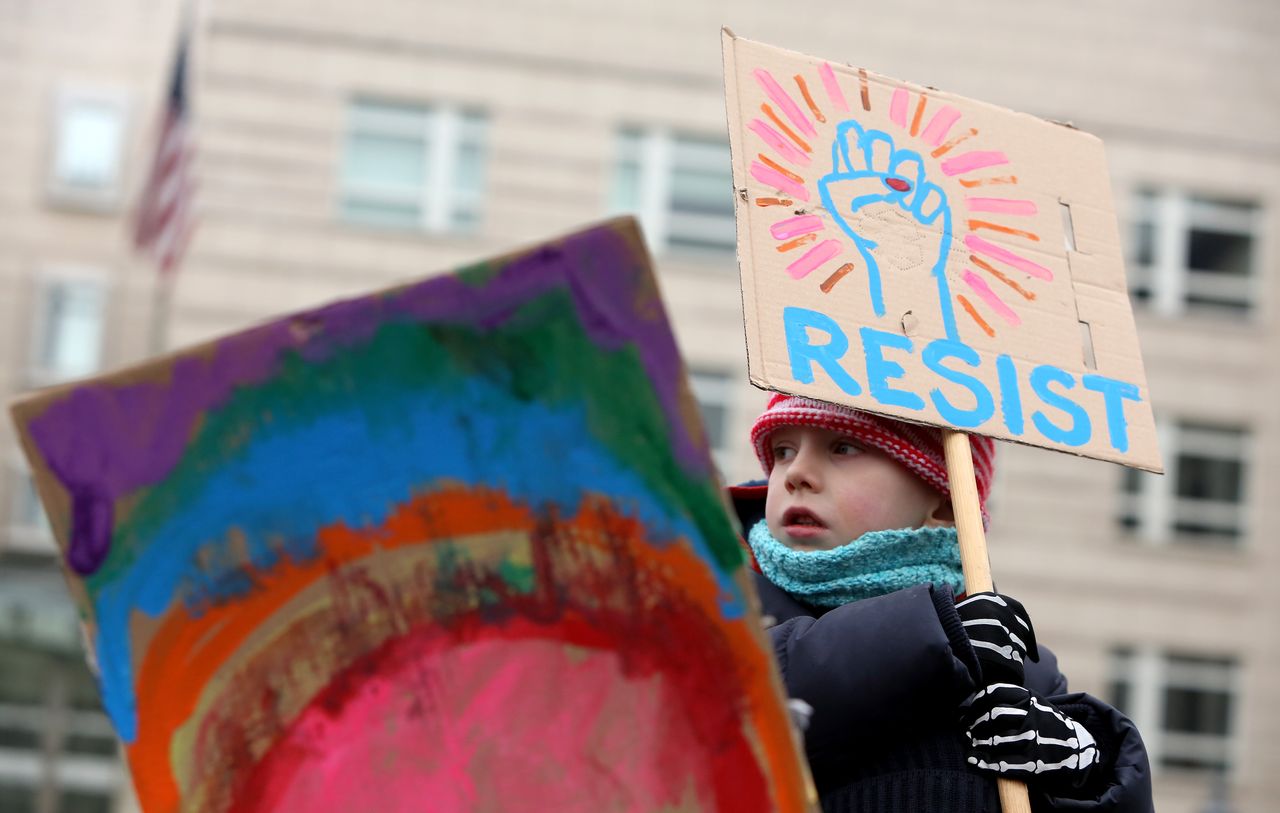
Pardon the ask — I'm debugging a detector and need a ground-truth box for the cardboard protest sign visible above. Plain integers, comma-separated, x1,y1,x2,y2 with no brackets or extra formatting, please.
9,218,813,813
723,32,1162,473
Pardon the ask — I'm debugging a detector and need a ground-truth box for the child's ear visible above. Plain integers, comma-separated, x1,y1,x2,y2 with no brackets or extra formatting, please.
924,497,955,528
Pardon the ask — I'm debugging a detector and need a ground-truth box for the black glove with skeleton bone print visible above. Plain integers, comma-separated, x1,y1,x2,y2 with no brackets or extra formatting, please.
961,683,1100,788
955,592,1039,686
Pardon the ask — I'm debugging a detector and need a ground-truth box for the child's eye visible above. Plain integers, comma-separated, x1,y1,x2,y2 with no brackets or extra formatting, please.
773,445,797,462
832,440,861,456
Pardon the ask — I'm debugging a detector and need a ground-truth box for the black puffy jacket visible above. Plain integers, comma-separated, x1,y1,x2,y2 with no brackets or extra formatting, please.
731,483,1154,813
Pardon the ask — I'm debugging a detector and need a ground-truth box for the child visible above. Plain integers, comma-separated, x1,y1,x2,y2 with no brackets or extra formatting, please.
731,393,1153,813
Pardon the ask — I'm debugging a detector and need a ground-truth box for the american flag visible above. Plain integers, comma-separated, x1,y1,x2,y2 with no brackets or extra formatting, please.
133,29,196,275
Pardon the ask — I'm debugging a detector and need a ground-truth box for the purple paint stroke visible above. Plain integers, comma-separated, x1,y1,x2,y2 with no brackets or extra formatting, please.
25,221,705,576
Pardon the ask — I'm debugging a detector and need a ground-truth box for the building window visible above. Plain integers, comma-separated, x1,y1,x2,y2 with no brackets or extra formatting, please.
339,99,487,233
1119,421,1248,545
6,465,54,555
611,128,736,257
48,89,130,210
0,553,121,811
1128,188,1260,315
28,275,107,387
1109,647,1238,772
688,369,735,474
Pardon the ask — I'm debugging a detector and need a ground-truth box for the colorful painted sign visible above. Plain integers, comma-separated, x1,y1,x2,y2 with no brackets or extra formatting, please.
723,32,1162,472
10,218,812,812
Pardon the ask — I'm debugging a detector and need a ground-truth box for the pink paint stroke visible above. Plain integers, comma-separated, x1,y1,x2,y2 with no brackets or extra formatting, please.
747,119,811,167
962,270,1021,326
890,88,909,127
753,68,817,138
770,215,824,240
919,105,962,146
965,197,1038,216
964,234,1053,281
941,150,1009,176
750,161,810,202
818,63,849,113
787,239,842,279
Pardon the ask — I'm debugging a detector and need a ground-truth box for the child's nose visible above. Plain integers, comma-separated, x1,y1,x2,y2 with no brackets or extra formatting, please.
784,446,822,492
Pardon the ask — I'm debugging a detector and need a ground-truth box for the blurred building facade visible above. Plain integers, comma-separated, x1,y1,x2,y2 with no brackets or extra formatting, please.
1,1,1276,811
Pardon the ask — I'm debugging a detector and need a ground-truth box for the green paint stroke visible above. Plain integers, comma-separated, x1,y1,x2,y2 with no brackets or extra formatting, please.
95,289,740,594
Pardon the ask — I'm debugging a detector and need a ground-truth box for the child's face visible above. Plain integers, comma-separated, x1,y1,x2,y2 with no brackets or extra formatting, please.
764,425,947,551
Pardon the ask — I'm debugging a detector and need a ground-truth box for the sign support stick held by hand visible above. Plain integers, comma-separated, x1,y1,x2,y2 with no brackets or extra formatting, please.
942,428,1032,813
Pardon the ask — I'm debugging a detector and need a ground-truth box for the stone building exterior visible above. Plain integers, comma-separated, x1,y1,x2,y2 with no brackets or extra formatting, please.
1,1,1275,811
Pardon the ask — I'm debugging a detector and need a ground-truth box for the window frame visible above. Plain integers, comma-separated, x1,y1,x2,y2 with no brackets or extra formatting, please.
611,127,737,258
46,86,133,212
25,268,109,390
687,367,736,475
1127,187,1261,317
1118,418,1249,547
5,457,55,557
338,99,487,234
1109,646,1240,774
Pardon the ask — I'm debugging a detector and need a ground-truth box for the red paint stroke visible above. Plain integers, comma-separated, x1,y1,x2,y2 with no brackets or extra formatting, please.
885,177,911,193
127,486,806,812
232,612,769,812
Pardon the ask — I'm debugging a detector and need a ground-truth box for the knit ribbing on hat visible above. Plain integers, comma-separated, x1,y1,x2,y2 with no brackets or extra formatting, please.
746,519,964,608
749,393,996,516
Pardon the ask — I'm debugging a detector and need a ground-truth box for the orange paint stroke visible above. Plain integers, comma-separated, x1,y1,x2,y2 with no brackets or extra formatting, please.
127,486,540,810
858,68,871,111
760,104,811,153
931,128,979,158
960,175,1019,188
957,294,997,338
126,486,809,813
968,220,1041,242
757,154,806,186
793,74,826,124
777,233,818,252
909,94,927,137
820,262,856,293
970,255,1037,300
755,197,794,207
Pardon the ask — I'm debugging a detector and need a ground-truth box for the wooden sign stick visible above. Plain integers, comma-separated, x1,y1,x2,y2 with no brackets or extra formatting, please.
942,428,1032,813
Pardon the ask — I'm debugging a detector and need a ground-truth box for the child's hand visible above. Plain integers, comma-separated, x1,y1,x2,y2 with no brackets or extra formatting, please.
955,592,1039,686
961,683,1100,788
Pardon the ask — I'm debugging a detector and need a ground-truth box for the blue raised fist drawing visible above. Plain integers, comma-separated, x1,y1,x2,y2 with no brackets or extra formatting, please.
818,120,958,340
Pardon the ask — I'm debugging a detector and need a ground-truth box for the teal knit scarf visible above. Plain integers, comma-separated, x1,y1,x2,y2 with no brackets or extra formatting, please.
747,519,964,608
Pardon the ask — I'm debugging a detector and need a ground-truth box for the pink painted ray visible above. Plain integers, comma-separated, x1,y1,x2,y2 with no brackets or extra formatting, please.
748,119,811,167
751,161,810,202
890,88,909,128
965,197,1038,216
919,106,962,146
753,68,817,138
964,234,1053,281
770,215,824,240
962,270,1021,326
786,240,842,279
818,63,849,113
941,150,1010,176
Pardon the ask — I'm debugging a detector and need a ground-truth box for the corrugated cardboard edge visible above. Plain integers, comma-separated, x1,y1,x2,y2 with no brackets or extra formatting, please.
722,29,770,394
721,30,1164,475
7,210,819,811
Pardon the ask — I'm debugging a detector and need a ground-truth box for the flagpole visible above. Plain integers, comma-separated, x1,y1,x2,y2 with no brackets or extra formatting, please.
137,0,195,357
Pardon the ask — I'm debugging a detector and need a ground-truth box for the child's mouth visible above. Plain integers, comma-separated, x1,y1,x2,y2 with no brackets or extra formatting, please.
782,508,826,531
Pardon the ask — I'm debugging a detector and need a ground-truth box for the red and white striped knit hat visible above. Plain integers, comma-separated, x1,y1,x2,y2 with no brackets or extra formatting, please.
750,392,997,518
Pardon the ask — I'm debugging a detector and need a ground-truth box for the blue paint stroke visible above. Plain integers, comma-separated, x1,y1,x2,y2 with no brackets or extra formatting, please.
819,120,958,340
92,372,745,741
